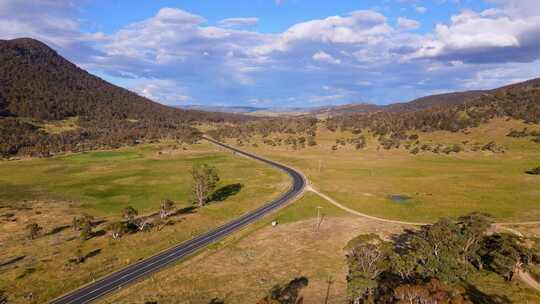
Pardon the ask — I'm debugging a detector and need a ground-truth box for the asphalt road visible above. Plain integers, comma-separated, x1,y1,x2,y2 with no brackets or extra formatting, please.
50,137,306,304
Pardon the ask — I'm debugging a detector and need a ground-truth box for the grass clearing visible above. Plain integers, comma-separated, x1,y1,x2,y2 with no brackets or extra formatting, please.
0,141,289,303
226,118,540,222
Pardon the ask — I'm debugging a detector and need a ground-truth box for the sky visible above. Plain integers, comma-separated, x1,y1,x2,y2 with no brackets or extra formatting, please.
1,0,540,107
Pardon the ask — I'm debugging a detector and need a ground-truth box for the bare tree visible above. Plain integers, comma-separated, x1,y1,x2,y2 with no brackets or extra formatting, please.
134,217,151,232
160,199,176,219
191,164,220,207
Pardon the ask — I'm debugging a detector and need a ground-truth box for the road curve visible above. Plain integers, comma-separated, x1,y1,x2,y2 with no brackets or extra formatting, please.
50,136,306,304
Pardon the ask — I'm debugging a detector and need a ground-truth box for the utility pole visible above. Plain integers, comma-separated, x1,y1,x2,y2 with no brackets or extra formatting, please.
324,276,334,304
316,206,322,231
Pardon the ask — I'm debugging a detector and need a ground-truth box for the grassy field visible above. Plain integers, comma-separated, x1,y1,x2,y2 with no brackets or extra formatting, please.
225,118,540,222
0,141,289,303
102,192,540,304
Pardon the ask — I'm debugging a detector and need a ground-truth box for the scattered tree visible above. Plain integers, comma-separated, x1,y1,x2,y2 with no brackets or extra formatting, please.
73,214,94,241
26,222,42,240
122,206,138,224
191,164,220,207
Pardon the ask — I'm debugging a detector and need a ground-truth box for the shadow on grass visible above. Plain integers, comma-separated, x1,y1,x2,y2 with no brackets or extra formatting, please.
464,282,511,304
210,183,243,203
46,225,71,236
0,255,25,268
171,206,198,216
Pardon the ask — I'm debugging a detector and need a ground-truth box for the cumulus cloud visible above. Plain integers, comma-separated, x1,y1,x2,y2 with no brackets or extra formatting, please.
410,7,540,63
0,0,104,63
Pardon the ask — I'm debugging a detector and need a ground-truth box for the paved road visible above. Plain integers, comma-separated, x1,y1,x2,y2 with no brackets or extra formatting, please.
50,137,306,304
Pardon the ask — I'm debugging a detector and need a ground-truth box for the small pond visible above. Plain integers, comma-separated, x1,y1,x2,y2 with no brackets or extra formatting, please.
388,194,411,203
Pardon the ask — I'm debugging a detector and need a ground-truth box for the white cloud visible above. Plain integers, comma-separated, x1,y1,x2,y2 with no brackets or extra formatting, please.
410,8,540,63
218,17,259,29
252,10,391,55
415,6,427,13
1,1,540,106
397,17,420,30
312,51,341,64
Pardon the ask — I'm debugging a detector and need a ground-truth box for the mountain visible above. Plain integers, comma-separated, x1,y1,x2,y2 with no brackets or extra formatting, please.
0,38,251,158
0,38,249,123
178,105,321,116
179,105,264,114
309,103,383,116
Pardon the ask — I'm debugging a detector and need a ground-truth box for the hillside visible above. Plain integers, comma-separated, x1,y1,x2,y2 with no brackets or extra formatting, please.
0,38,251,122
209,78,540,141
325,78,540,135
0,38,251,158
385,90,487,112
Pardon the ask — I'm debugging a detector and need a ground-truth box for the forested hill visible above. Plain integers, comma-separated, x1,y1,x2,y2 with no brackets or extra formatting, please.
0,38,251,158
0,38,248,123
326,77,540,135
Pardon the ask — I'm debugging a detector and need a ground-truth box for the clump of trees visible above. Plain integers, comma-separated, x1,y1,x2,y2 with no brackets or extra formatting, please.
191,164,220,207
105,200,177,240
345,213,536,303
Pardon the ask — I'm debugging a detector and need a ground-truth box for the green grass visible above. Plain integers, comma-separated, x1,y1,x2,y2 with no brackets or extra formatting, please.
227,118,540,222
0,142,286,215
272,191,349,224
0,142,290,304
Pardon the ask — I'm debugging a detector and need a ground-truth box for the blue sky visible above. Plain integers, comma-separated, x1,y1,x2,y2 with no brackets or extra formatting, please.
1,0,540,107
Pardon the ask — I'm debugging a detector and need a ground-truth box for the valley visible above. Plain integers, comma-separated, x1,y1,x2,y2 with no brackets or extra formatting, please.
1,33,540,304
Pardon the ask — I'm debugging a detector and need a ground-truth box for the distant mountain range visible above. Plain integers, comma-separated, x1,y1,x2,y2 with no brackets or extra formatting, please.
177,105,317,115
181,78,540,117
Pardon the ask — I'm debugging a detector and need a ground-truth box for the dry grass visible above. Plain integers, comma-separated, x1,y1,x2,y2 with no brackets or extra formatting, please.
102,193,407,304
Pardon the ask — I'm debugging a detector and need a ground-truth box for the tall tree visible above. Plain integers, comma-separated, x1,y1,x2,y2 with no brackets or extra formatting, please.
191,164,220,207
